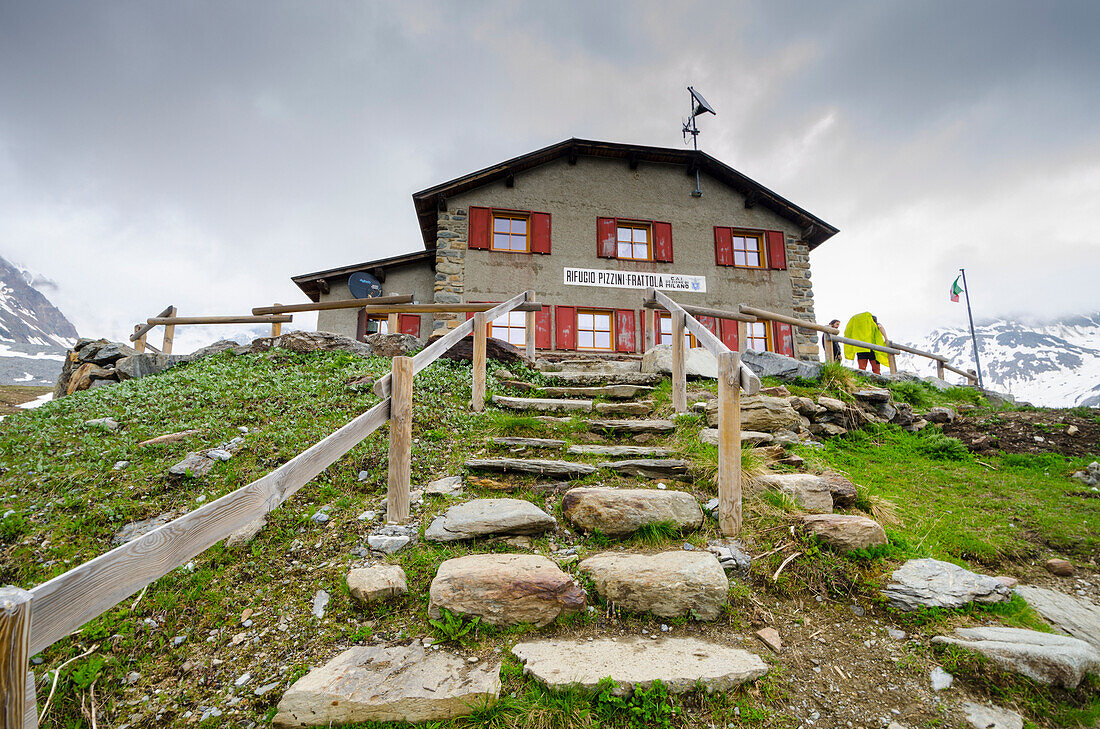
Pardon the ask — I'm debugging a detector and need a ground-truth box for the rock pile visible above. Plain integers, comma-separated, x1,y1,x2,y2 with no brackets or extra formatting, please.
1071,461,1100,487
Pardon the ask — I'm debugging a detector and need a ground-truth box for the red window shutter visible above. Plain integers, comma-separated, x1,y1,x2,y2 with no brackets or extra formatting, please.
615,309,636,353
698,315,719,338
772,321,794,356
719,318,739,350
714,227,733,266
398,314,420,337
555,306,576,350
653,221,673,262
596,217,618,258
535,306,552,349
530,212,551,255
468,207,491,250
766,230,786,270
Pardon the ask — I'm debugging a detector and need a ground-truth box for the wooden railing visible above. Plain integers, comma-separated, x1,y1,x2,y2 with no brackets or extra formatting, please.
0,292,538,728
642,289,761,538
129,307,293,355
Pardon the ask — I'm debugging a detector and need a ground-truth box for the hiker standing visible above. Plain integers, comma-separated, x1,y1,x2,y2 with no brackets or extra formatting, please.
843,312,889,374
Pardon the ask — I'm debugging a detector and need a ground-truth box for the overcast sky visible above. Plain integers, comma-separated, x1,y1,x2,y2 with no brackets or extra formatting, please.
1,1,1098,352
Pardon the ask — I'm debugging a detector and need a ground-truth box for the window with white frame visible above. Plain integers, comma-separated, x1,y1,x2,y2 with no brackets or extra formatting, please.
489,310,526,345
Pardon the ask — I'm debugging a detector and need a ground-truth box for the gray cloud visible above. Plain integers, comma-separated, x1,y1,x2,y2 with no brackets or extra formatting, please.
0,0,1097,349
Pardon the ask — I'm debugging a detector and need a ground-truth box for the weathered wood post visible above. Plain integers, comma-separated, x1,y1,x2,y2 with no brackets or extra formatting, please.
644,314,654,351
671,311,687,413
525,311,535,361
737,320,748,354
716,351,742,536
968,369,979,387
0,586,34,729
824,333,836,363
471,312,487,412
387,313,399,334
387,356,413,523
161,306,176,355
936,360,945,380
271,305,283,337
133,325,146,353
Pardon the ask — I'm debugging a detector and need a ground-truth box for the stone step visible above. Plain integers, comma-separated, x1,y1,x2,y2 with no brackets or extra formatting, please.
754,474,834,513
538,358,641,373
274,643,501,726
594,400,654,416
425,498,556,542
430,554,586,627
701,428,775,446
511,636,767,695
562,486,702,536
542,384,654,400
566,444,672,457
579,550,728,620
464,458,597,477
599,458,691,480
931,627,1100,688
550,372,663,386
585,418,676,433
492,395,593,413
501,379,536,393
1014,585,1100,650
488,436,567,450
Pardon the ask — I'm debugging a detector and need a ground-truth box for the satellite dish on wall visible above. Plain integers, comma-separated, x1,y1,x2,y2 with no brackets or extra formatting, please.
348,271,382,299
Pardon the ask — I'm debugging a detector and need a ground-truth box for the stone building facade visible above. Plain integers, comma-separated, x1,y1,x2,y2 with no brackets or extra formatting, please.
292,139,836,360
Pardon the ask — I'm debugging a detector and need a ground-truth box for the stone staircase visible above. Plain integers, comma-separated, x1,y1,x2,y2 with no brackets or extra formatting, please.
274,354,889,727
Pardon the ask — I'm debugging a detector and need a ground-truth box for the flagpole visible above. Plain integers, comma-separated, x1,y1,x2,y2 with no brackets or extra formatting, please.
959,267,984,389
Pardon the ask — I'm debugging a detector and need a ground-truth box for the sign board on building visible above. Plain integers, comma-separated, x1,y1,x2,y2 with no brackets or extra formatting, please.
562,267,707,293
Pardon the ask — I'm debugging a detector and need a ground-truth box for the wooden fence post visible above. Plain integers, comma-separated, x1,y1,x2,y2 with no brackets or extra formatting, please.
387,356,413,523
824,334,836,363
0,586,34,729
936,360,945,380
271,305,283,337
161,306,176,355
644,314,654,352
471,312,487,412
671,311,687,413
716,351,742,536
737,321,747,354
525,311,535,362
132,325,146,353
387,313,398,334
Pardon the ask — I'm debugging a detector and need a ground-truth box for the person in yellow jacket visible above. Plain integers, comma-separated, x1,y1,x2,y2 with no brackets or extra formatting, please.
843,312,889,374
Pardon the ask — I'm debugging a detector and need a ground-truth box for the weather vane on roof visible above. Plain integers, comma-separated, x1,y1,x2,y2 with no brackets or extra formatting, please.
682,86,716,197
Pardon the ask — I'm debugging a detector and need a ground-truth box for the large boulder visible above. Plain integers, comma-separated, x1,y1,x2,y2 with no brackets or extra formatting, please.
1014,585,1100,649
561,487,703,536
819,473,858,507
741,350,822,381
273,643,501,726
429,554,585,627
641,344,718,378
77,339,138,366
579,551,728,620
881,558,1011,611
251,330,373,358
801,514,886,551
424,498,556,542
114,353,188,380
754,474,833,512
511,637,767,695
365,332,421,358
706,395,802,433
346,565,408,604
931,627,1100,688
65,362,117,394
430,333,532,366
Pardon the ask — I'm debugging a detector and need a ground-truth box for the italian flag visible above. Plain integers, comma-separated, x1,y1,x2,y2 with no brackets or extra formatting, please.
950,276,963,303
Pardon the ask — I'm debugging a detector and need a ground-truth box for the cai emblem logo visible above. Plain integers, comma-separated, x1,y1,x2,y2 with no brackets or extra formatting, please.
690,279,702,291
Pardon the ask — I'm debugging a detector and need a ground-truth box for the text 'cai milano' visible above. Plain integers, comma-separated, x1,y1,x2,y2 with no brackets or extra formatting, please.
562,268,707,293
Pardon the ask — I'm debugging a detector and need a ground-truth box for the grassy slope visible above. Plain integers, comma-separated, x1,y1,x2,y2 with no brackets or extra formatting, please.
1,352,1098,728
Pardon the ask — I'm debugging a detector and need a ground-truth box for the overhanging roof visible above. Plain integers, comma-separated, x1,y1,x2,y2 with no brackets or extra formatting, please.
412,138,839,250
291,249,434,302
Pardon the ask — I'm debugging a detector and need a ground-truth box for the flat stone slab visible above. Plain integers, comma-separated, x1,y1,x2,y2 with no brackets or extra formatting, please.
562,487,703,536
347,565,407,603
1014,585,1100,649
755,474,833,513
961,702,1023,729
701,429,774,446
511,637,767,695
882,558,1011,611
464,458,597,477
579,551,728,620
932,626,1100,688
543,384,654,399
274,643,500,726
430,554,585,627
801,514,886,552
706,395,802,433
586,418,676,433
489,437,567,450
492,395,593,412
425,498,556,542
594,400,654,416
566,444,672,457
599,459,691,480
551,372,663,386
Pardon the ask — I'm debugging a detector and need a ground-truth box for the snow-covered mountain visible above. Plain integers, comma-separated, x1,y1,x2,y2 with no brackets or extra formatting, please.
0,256,78,385
897,313,1100,408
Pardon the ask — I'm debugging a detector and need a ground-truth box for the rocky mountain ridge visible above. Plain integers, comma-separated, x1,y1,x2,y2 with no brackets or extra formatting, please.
0,256,78,385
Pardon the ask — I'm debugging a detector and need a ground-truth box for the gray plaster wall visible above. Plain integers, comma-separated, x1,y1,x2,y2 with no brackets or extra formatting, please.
433,156,821,357
316,259,435,339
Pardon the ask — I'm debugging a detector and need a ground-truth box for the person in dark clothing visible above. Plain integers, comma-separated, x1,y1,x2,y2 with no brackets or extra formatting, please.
822,319,841,361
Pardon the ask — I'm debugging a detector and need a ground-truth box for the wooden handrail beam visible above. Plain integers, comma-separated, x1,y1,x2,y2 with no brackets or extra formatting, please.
942,361,979,383
737,305,838,335
28,398,391,655
252,294,414,315
255,299,541,316
147,315,293,326
828,334,902,356
129,305,176,341
886,340,949,362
